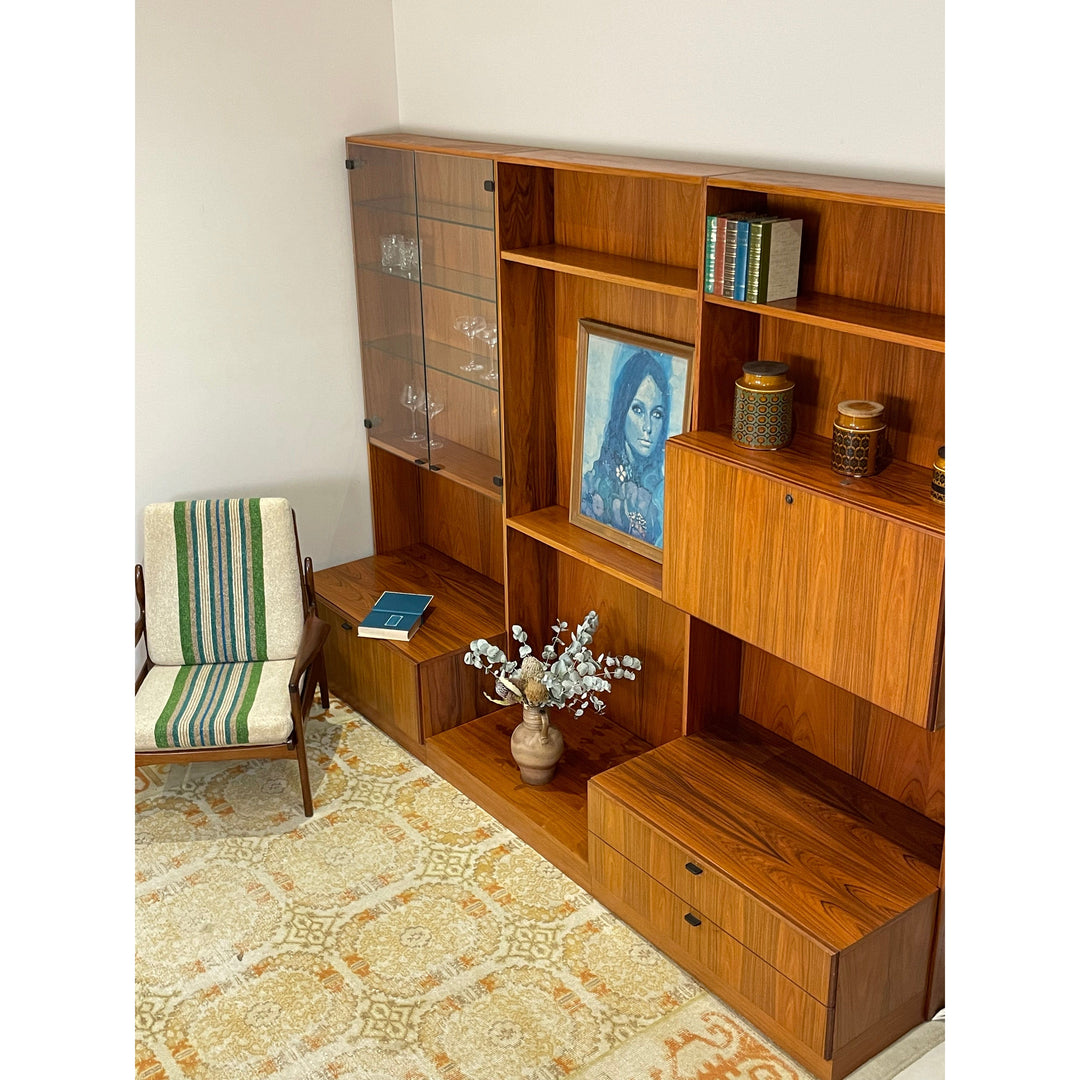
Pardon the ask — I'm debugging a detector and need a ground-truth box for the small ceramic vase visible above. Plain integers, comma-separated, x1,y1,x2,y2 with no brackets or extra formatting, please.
931,445,945,503
731,361,794,450
510,705,565,785
831,400,886,477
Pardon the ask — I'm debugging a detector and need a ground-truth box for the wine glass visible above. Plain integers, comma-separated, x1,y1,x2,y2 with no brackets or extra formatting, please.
400,384,424,442
453,315,486,372
477,324,499,383
422,394,445,449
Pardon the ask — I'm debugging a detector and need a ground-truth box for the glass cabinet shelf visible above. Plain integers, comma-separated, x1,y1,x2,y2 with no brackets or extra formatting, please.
363,336,500,391
357,262,495,304
352,195,495,232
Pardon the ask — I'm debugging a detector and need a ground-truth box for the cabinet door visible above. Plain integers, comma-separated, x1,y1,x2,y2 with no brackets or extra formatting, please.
414,152,502,496
347,144,428,459
665,447,944,725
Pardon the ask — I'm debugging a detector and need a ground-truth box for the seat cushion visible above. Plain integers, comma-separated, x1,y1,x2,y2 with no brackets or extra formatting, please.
143,498,304,667
135,660,295,751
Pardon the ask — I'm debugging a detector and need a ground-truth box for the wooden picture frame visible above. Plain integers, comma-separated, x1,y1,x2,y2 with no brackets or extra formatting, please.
570,320,694,563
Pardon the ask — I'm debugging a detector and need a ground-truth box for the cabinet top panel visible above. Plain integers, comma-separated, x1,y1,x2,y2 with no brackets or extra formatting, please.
709,169,944,211
498,147,739,183
591,723,943,950
346,131,535,158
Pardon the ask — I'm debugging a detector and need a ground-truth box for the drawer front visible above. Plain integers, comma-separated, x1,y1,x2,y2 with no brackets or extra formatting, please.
590,786,834,1004
317,599,422,744
590,835,831,1057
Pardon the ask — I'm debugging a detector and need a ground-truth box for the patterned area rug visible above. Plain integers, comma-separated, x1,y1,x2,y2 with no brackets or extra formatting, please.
135,697,936,1080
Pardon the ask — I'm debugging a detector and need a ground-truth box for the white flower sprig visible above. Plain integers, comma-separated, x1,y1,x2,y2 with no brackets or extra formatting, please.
463,610,642,718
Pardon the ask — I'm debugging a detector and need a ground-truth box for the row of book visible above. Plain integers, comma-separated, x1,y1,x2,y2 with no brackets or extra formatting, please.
704,213,803,303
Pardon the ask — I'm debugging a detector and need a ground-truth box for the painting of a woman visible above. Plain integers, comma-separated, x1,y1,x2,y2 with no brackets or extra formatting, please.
571,321,694,561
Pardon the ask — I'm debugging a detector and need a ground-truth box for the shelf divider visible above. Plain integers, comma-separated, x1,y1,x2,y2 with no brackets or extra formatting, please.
502,244,698,298
704,290,945,352
506,506,664,596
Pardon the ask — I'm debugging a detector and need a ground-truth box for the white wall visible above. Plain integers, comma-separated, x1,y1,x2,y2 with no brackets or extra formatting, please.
136,0,944,578
135,0,398,570
393,0,943,184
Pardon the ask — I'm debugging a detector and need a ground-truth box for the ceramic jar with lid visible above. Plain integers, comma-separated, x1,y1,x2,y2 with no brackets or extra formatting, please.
831,400,886,477
931,445,945,503
731,361,794,450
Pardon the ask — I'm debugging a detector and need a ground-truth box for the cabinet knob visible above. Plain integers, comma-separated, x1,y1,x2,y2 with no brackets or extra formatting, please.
785,493,794,505
483,179,495,192
684,912,702,927
340,621,352,631
685,862,703,875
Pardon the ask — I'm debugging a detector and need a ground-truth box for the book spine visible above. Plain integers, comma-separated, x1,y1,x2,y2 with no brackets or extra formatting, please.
733,220,751,302
762,219,803,302
745,220,767,304
722,218,740,298
704,215,718,294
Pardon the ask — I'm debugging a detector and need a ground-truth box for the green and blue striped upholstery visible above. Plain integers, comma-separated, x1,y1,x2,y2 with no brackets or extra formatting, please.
143,498,304,668
134,660,295,750
138,498,305,750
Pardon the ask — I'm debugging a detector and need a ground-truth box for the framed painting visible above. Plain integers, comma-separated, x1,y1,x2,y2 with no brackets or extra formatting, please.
569,319,695,562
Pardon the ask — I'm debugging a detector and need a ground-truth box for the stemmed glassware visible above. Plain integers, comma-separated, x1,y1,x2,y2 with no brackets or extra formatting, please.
453,315,486,373
477,324,499,383
400,384,424,442
422,394,445,449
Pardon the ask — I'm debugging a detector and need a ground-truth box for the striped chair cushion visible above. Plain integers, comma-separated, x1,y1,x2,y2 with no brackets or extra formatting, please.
134,660,295,750
143,498,304,667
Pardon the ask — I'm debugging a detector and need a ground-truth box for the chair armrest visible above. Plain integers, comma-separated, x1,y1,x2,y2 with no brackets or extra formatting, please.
289,611,330,693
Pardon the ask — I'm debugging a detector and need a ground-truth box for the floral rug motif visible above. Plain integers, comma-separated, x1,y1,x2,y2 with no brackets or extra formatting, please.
135,697,866,1079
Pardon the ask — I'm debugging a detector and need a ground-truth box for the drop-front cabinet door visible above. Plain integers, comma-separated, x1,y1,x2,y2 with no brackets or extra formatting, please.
664,444,944,727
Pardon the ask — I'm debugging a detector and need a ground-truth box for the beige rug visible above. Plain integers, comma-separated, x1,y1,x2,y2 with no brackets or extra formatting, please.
135,697,940,1080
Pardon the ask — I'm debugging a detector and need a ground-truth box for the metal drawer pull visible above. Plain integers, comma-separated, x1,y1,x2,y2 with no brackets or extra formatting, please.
684,912,702,927
685,862,703,875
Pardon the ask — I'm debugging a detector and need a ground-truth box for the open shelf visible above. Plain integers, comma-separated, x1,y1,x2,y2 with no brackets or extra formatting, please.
314,543,503,666
672,428,945,535
506,505,664,596
424,705,655,890
370,433,502,500
704,290,945,352
502,244,698,298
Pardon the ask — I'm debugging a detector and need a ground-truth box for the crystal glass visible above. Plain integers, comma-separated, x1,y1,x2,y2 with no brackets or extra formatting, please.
422,394,445,449
478,324,499,383
453,315,486,372
400,384,424,442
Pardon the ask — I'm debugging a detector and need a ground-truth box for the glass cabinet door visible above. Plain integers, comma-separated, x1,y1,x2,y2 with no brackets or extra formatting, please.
347,144,502,500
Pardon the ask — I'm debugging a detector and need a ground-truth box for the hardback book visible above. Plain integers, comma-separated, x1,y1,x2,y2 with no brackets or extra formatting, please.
704,215,719,293
722,212,770,299
754,218,804,303
745,217,783,303
733,218,754,301
355,590,434,641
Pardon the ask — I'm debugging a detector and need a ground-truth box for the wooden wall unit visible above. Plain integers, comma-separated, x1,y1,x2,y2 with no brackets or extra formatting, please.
325,133,945,1079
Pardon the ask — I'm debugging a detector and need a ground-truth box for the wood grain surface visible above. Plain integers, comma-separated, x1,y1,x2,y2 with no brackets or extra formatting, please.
425,706,653,890
589,727,942,950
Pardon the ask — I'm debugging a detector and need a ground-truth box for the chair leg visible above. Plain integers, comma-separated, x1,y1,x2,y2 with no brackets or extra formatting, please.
292,708,314,817
316,655,330,710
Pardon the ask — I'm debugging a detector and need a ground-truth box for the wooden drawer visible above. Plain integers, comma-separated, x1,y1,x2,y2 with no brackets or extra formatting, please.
590,834,832,1058
590,783,833,1003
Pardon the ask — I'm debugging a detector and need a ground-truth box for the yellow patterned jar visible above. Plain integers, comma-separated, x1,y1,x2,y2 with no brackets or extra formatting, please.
931,445,945,503
831,400,886,477
732,361,794,450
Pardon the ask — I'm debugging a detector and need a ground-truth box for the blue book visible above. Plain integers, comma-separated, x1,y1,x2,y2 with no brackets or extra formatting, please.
733,219,752,301
356,590,433,641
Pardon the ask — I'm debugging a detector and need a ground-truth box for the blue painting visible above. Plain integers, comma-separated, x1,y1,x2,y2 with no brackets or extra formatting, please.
571,320,694,561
